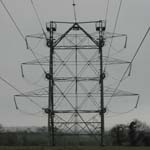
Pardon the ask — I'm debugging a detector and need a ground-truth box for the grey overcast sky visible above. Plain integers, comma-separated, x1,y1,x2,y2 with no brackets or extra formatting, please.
0,0,150,128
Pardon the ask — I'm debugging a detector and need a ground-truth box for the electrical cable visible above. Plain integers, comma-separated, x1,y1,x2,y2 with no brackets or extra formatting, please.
18,109,44,117
28,47,46,73
30,0,47,38
106,108,135,118
0,0,25,40
23,73,45,87
0,0,46,74
0,74,42,109
130,27,150,63
107,94,140,115
31,38,42,50
106,27,150,107
106,40,126,54
0,0,45,109
104,0,123,71
105,0,110,24
72,0,77,22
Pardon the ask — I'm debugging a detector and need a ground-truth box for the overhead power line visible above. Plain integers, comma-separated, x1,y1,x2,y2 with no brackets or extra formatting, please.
106,27,150,107
0,0,46,107
105,0,110,23
30,0,47,38
0,0,46,74
130,27,150,63
104,0,123,71
72,0,77,22
0,74,42,109
106,107,136,118
28,47,46,73
0,0,25,40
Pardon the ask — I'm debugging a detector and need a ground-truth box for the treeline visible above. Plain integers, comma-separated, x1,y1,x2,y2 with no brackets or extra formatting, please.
108,119,150,146
0,132,48,146
0,126,48,146
0,119,150,146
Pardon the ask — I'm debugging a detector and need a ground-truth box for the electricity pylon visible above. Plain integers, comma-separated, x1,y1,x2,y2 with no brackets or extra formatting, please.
14,20,139,146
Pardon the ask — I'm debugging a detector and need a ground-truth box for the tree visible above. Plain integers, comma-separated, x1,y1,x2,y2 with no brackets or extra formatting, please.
36,126,47,133
110,124,128,145
129,121,137,146
129,119,150,146
0,124,4,133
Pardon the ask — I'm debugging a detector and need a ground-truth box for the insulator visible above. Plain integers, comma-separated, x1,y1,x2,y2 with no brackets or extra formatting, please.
128,63,132,76
102,26,106,31
25,38,29,49
14,96,19,110
46,27,50,32
21,64,24,78
52,27,56,32
95,21,106,31
96,27,100,31
135,95,140,108
124,36,128,48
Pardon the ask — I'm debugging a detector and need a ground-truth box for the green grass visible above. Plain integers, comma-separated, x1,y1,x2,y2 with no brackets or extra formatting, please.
0,146,150,150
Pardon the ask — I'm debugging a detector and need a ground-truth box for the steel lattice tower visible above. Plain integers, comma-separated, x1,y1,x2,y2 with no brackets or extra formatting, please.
46,21,107,146
14,20,139,146
45,21,107,146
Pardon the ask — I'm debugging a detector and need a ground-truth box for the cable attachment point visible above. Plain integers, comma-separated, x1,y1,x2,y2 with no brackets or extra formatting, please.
100,107,107,115
100,72,106,83
100,39,105,47
72,2,75,6
45,73,51,80
73,23,80,30
43,108,54,116
98,36,105,47
124,35,128,48
101,73,106,79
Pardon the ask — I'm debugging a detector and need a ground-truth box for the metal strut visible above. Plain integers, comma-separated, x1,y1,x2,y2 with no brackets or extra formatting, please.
98,21,105,146
48,21,55,146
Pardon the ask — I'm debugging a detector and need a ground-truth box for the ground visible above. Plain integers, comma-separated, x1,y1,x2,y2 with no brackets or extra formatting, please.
0,147,150,150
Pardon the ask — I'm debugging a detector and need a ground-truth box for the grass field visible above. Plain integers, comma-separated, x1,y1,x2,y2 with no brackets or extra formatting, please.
0,146,150,150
